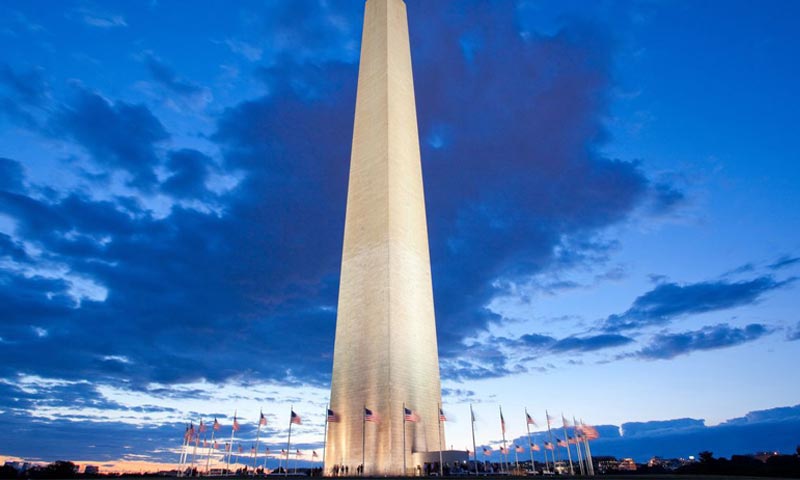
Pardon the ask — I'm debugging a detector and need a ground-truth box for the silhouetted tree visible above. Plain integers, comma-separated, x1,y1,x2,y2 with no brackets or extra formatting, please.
699,451,715,463
0,464,17,479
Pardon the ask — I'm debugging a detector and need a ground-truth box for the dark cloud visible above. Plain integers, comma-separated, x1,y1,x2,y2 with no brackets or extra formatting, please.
161,149,215,199
0,233,29,262
768,255,800,271
550,334,634,353
51,88,168,188
0,157,25,192
605,276,792,331
621,418,705,437
0,2,685,393
0,64,47,105
788,322,800,341
635,323,771,360
0,64,47,126
144,55,206,98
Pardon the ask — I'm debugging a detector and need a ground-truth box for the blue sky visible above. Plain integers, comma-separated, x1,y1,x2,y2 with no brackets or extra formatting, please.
0,0,798,470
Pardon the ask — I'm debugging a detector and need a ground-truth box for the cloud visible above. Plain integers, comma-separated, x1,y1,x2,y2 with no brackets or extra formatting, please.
72,7,127,29
0,157,25,192
0,2,687,395
143,55,212,109
635,323,771,360
768,255,800,271
550,334,634,353
161,149,215,199
0,64,48,127
51,88,169,188
605,276,791,331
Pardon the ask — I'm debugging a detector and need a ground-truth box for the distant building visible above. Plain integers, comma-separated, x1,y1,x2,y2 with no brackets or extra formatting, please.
84,465,100,474
618,458,637,471
754,451,781,462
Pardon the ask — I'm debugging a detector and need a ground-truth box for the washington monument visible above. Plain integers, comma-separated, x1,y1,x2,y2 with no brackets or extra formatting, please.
325,0,444,475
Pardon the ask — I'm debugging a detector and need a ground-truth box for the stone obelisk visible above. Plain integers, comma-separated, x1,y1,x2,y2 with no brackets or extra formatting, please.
325,0,444,476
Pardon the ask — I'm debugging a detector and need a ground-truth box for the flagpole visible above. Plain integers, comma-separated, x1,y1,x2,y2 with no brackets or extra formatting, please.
402,402,407,477
361,405,366,477
263,446,269,473
524,409,535,473
293,450,298,474
322,404,329,477
546,410,559,470
470,404,478,476
437,403,444,477
499,406,508,473
285,406,293,478
278,451,284,474
581,420,595,476
561,414,574,475
206,428,215,475
178,425,188,477
191,422,200,474
573,416,585,476
513,445,520,472
226,411,237,475
252,411,263,472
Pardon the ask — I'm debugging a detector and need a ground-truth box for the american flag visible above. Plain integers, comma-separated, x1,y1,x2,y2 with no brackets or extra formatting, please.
203,439,207,448
364,407,379,423
499,446,508,455
213,418,221,431
280,449,286,455
562,415,570,428
556,438,566,447
238,444,243,453
312,451,319,458
515,445,524,453
439,408,447,422
296,449,303,457
232,415,240,432
482,447,492,456
543,441,554,451
526,413,536,425
500,410,506,434
198,420,207,433
213,440,218,449
579,423,600,440
251,445,256,454
327,409,340,423
291,410,301,425
404,407,419,422
546,412,555,428
530,443,540,452
259,411,267,426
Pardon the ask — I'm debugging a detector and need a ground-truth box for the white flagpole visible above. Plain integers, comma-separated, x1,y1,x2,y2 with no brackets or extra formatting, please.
403,403,407,477
178,426,188,476
191,423,200,473
581,420,595,476
263,446,269,472
561,414,574,475
361,405,366,476
226,411,237,475
437,403,444,477
525,409,535,473
253,410,264,472
545,410,558,468
499,406,508,473
573,416,585,476
206,428,215,475
322,405,329,477
470,405,478,476
285,406,294,478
